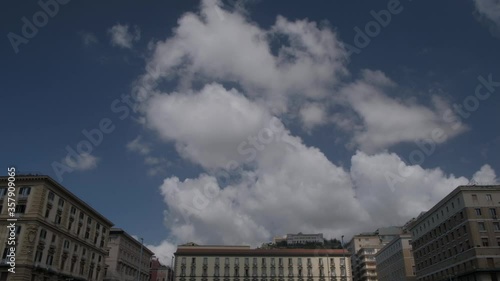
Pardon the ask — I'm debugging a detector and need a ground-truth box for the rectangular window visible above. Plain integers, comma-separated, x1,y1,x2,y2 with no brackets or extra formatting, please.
19,187,31,197
71,206,76,214
486,194,492,201
48,191,55,201
46,254,53,266
0,188,6,197
490,208,497,217
58,198,64,207
203,257,208,265
481,237,489,247
55,214,62,225
39,229,47,239
494,222,500,231
215,257,219,265
34,250,43,263
478,222,486,231
15,204,26,214
476,208,482,216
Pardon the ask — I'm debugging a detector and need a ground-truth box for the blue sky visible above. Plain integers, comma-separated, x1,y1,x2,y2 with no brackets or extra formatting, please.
1,0,499,263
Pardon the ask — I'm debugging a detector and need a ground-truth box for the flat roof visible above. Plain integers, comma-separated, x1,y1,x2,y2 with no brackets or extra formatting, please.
110,228,155,256
407,185,500,231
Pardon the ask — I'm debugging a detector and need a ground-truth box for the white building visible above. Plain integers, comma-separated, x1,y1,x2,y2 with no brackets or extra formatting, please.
286,233,324,245
173,243,351,281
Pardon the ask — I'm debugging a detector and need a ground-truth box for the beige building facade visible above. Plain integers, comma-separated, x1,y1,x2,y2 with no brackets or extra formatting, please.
375,234,415,281
408,185,500,281
347,227,402,281
173,244,352,281
0,175,113,281
103,228,154,281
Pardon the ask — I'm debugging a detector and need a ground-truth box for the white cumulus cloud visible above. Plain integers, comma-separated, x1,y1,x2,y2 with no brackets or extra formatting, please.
63,152,99,171
108,23,141,49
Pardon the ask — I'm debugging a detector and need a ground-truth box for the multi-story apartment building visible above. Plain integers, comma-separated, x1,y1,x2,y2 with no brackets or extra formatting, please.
173,243,352,281
408,185,500,281
103,228,154,281
286,233,324,245
375,234,416,281
347,227,402,281
0,175,113,281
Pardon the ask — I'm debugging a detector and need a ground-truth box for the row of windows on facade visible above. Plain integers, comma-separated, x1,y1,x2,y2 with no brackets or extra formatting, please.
415,237,500,269
376,251,406,269
3,241,102,280
413,194,495,236
181,257,346,267
0,186,31,197
0,187,109,236
114,262,149,281
1,226,100,263
117,248,149,268
375,241,408,261
413,215,500,251
414,221,500,258
417,258,495,280
179,266,347,278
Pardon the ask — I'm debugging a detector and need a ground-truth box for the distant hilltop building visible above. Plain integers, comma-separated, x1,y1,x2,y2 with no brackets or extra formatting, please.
286,233,324,245
272,236,286,244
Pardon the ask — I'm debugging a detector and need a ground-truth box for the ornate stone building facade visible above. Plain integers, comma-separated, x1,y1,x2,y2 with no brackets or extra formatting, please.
0,175,113,281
